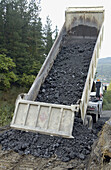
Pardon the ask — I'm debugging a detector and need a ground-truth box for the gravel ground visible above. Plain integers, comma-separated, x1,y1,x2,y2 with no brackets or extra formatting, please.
0,117,109,163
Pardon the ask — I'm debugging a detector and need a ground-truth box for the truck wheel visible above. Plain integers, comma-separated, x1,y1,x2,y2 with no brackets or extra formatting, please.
92,113,98,123
84,115,93,129
98,105,100,118
92,114,96,123
98,107,102,118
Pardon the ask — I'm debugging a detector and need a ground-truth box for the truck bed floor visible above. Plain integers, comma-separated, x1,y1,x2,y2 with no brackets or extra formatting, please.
36,36,96,105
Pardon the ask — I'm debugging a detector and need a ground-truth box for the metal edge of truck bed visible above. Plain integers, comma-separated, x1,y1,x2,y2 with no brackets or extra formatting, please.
80,22,104,123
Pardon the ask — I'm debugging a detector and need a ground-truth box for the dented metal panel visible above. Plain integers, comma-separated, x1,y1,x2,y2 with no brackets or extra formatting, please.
11,99,79,138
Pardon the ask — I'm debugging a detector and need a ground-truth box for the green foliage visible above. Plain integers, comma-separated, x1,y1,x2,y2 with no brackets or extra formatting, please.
20,73,36,87
53,25,59,41
0,0,56,91
103,87,111,110
0,54,17,89
0,104,13,126
108,82,111,91
18,60,41,87
0,86,27,126
0,54,16,71
44,16,53,56
29,60,42,75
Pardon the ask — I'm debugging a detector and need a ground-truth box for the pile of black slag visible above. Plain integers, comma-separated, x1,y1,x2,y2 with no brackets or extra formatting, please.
36,35,96,105
0,117,107,162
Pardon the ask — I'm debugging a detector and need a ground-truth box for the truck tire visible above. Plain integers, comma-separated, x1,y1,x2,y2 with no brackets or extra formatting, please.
98,105,102,118
92,113,98,123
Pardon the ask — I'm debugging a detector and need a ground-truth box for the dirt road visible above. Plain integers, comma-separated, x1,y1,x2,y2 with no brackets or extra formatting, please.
101,110,111,118
0,148,87,170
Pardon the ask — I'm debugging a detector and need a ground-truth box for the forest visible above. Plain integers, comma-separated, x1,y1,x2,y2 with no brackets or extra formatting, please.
0,0,58,90
0,0,58,125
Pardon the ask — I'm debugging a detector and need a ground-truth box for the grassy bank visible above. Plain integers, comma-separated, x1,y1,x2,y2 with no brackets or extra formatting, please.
0,87,27,126
103,89,111,110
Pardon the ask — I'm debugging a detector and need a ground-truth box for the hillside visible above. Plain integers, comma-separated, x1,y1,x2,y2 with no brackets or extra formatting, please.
96,57,111,83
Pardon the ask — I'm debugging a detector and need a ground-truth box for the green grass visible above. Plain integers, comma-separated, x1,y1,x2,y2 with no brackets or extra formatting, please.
0,86,27,126
103,90,111,110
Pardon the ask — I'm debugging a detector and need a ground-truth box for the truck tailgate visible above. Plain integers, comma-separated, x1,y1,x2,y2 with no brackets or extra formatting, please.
11,99,79,138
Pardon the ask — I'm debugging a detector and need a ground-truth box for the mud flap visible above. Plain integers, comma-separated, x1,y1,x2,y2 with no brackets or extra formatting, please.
10,99,79,138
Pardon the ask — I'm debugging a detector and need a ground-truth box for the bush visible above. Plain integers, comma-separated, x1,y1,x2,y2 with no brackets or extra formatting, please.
0,104,14,126
103,90,111,110
0,54,17,90
19,73,36,88
0,86,27,126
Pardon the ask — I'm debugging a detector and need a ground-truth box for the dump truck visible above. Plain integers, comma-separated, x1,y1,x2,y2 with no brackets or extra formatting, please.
11,7,104,138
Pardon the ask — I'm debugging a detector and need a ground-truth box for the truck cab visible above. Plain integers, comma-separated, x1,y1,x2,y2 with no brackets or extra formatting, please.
87,81,103,123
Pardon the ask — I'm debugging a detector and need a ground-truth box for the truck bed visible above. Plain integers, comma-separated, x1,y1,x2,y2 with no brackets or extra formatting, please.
36,35,96,105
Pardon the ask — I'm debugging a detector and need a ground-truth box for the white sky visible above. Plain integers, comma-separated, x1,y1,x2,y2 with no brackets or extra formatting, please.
39,0,111,58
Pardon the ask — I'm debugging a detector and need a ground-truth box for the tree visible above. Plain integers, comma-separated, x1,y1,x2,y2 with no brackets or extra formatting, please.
0,1,4,48
44,16,53,56
0,0,56,89
28,0,45,62
54,25,59,41
0,0,30,75
0,53,17,90
35,17,45,64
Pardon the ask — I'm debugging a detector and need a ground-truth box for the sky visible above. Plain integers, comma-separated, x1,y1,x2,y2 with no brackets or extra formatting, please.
39,0,111,58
